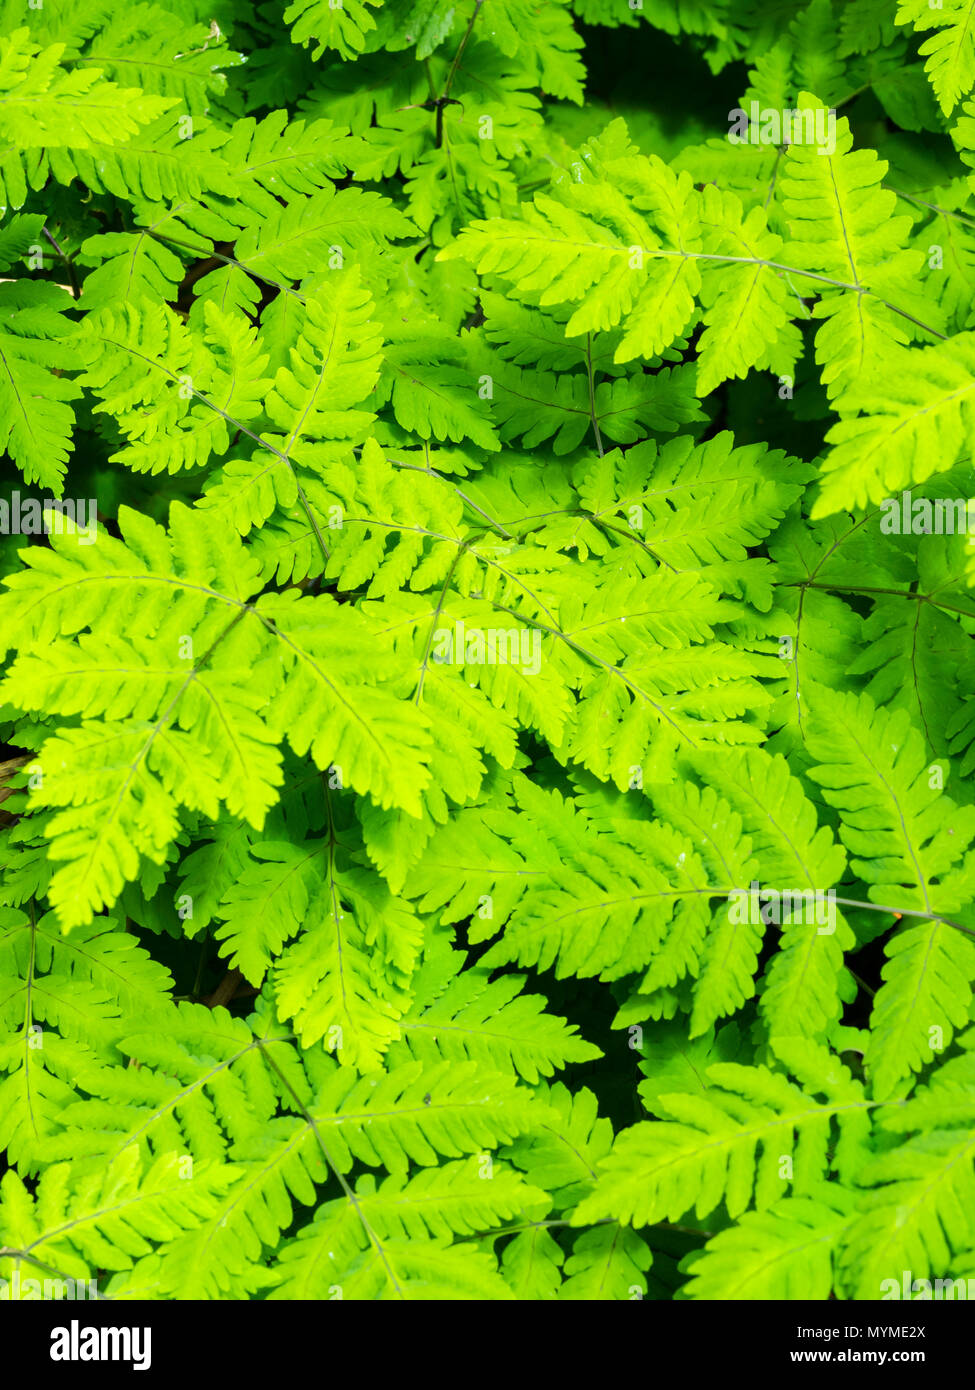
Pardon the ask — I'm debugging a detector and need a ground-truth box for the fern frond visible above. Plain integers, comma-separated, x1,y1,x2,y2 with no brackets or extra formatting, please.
285,0,382,61
574,1040,870,1226
814,332,975,515
142,1051,542,1296
681,1185,858,1299
896,0,975,115
53,2,235,114
839,1043,975,1297
0,504,433,924
778,94,927,398
271,1158,546,1299
806,685,975,1096
0,1148,236,1288
387,944,602,1082
687,747,853,1043
0,281,80,490
0,27,172,148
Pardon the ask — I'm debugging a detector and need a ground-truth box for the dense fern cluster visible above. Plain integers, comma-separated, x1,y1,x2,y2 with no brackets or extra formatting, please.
1,0,975,1302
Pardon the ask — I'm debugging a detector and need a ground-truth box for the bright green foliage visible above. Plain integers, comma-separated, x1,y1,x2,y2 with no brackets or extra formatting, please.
1,0,974,1306
896,0,975,116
